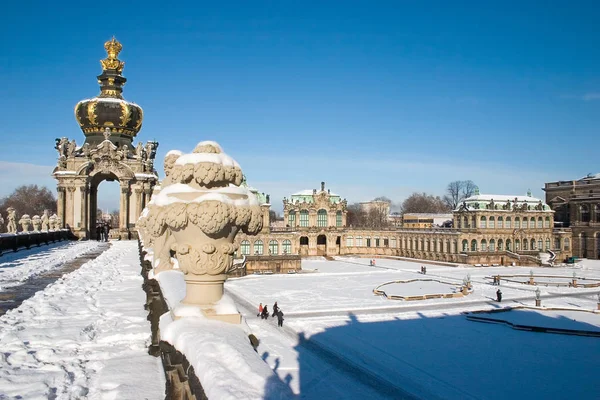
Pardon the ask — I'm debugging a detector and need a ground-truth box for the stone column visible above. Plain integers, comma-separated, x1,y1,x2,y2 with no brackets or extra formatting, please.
80,183,89,238
119,181,130,233
66,186,76,229
56,186,66,228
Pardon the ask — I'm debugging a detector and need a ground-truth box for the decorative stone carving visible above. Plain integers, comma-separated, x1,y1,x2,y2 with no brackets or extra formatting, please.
139,141,262,323
41,210,50,231
6,207,17,233
19,214,32,232
49,214,58,230
31,215,42,231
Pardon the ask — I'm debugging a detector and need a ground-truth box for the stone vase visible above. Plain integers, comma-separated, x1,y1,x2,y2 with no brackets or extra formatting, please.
32,215,42,231
19,214,31,232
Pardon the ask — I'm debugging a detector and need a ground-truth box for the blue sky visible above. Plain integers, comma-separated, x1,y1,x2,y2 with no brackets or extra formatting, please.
1,1,598,212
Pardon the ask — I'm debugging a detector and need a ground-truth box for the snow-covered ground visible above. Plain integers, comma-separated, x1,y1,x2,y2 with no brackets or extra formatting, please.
0,241,102,290
0,241,164,399
227,256,600,399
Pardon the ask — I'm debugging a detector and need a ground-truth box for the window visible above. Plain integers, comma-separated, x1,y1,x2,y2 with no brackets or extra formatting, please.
336,211,343,227
580,205,590,222
506,217,511,229
596,205,600,223
427,240,431,252
366,238,371,247
515,239,520,251
523,239,528,250
481,239,487,251
480,216,487,229
537,217,543,229
346,236,354,247
529,218,535,229
462,240,468,252
498,217,503,229
506,239,512,251
288,211,296,227
317,209,328,227
463,216,469,228
544,216,550,228
453,240,458,253
530,239,536,250
241,240,250,255
356,236,363,246
282,240,292,254
515,217,520,229
254,240,263,255
539,239,543,250
471,239,478,252
375,237,380,247
269,240,279,255
489,239,495,252
489,216,495,229
300,210,309,227
498,239,504,251
391,238,396,248
384,238,389,247
554,238,561,250
564,238,570,250
545,239,550,250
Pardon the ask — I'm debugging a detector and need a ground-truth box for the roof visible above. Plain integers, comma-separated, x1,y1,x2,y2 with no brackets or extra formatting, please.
580,173,600,180
403,213,453,218
456,193,551,212
291,189,340,197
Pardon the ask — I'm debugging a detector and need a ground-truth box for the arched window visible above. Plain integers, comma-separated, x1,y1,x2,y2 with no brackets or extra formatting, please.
463,216,469,228
523,239,529,250
515,239,520,251
336,211,343,227
537,217,543,229
581,205,590,222
497,216,503,229
544,216,550,228
498,239,504,251
480,216,487,229
554,238,561,250
529,217,535,229
346,236,354,247
462,240,468,252
481,239,487,251
288,211,296,227
356,236,363,246
515,217,520,229
506,239,512,251
489,239,495,251
317,209,328,227
545,238,550,250
489,216,495,229
538,239,543,250
471,239,478,252
269,240,279,255
299,210,309,227
241,240,250,255
505,217,511,229
254,240,264,255
564,238,570,250
282,240,292,254
531,239,536,250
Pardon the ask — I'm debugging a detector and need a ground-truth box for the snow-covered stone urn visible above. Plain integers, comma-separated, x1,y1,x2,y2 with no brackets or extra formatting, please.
19,214,32,232
49,214,58,230
148,141,262,323
31,215,42,231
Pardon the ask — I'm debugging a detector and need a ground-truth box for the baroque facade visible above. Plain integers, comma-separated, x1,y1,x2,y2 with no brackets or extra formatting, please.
544,174,600,259
235,186,572,267
53,38,158,240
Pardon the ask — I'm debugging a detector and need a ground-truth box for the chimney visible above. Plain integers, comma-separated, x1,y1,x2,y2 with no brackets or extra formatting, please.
321,181,325,191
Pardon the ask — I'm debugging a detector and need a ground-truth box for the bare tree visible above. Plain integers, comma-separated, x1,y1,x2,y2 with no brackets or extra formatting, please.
0,185,56,218
346,203,367,227
443,180,477,209
402,192,450,214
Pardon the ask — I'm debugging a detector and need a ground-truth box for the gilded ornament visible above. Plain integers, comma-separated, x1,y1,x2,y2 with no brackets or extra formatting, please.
87,101,97,125
74,104,84,127
100,37,125,73
120,102,131,126
134,106,144,131
108,77,115,85
101,89,118,97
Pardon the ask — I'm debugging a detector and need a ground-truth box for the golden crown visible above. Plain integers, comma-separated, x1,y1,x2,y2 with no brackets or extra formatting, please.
100,37,125,73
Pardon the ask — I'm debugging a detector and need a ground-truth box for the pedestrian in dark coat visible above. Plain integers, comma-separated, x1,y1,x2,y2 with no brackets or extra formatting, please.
261,305,269,320
103,223,110,242
496,289,502,302
276,310,284,327
96,223,102,241
272,302,279,317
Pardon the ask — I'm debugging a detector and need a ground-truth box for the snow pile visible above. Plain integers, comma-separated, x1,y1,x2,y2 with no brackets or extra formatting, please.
0,240,102,290
155,269,293,399
0,241,164,399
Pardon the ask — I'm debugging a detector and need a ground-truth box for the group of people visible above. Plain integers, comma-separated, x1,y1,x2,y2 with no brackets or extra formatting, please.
258,301,285,327
368,259,377,266
420,265,427,274
95,222,111,242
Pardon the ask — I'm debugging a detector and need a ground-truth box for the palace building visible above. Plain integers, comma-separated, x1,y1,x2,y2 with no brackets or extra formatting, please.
235,184,573,271
544,174,600,259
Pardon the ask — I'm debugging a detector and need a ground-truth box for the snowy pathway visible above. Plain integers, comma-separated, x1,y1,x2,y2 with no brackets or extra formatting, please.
0,240,103,290
0,241,165,399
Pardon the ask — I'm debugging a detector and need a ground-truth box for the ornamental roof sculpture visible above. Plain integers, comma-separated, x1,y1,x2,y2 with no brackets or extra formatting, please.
455,191,551,212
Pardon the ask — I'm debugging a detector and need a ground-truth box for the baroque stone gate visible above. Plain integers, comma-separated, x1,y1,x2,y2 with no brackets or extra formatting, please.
53,38,158,239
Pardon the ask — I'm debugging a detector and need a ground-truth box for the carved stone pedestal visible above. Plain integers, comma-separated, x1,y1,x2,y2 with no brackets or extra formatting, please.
535,299,541,307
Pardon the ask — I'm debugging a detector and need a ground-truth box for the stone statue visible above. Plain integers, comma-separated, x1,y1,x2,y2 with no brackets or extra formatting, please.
19,214,31,232
138,140,262,323
67,139,77,157
55,137,68,157
49,214,57,230
6,207,17,233
31,215,42,231
82,143,91,157
41,210,50,231
136,142,145,160
118,144,129,160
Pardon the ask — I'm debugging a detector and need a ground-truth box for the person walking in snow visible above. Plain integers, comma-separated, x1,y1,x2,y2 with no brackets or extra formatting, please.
257,303,263,317
272,301,279,317
277,309,284,327
496,289,502,302
261,305,269,320
103,223,110,242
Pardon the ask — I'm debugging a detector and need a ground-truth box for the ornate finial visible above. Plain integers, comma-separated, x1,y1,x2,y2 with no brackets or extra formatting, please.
100,37,125,73
103,127,112,140
527,188,532,197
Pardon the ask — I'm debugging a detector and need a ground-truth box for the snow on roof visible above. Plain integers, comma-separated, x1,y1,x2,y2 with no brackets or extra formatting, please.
291,189,340,196
463,194,543,203
165,150,183,157
134,173,158,179
580,173,600,180
175,152,240,168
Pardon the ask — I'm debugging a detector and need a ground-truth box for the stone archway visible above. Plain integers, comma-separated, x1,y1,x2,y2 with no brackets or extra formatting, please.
316,234,327,256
